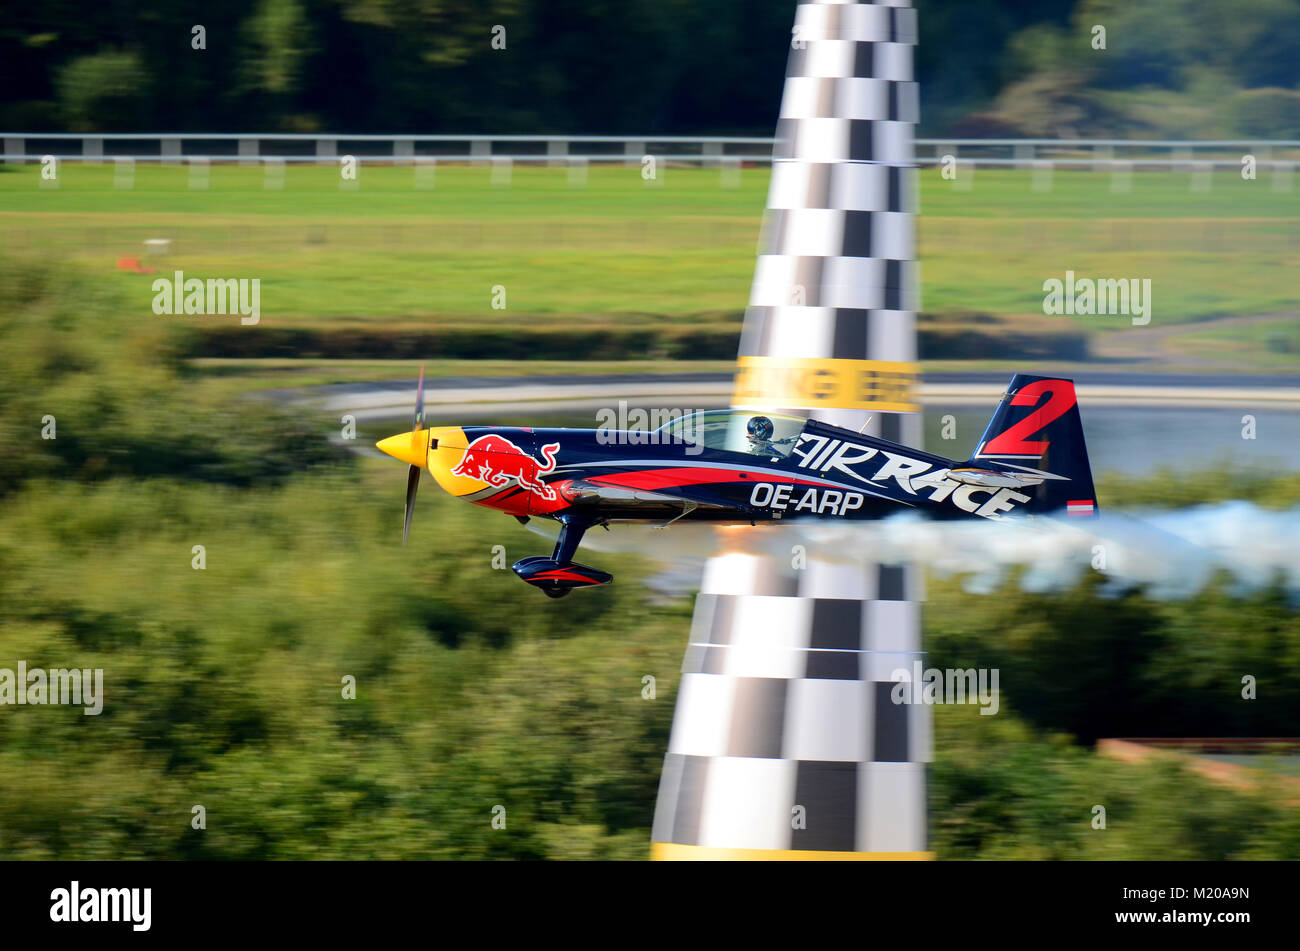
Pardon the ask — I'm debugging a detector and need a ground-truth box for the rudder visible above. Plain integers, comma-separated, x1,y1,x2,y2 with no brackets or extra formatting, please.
969,374,1098,517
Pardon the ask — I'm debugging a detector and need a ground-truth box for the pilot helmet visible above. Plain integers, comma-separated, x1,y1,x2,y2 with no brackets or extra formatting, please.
747,415,775,441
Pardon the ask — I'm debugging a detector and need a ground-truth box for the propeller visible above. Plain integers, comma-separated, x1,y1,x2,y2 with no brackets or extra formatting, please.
402,362,426,546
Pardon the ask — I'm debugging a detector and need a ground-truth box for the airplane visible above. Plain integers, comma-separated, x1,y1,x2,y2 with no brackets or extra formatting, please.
376,370,1098,597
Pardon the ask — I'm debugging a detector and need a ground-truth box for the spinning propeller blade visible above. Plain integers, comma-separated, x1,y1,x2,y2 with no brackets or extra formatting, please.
403,463,420,546
401,362,426,545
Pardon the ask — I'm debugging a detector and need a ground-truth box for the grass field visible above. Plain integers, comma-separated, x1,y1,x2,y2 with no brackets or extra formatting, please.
2,163,1296,342
1161,314,1300,369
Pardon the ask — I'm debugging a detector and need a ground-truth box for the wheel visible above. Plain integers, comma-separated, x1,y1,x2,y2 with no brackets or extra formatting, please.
542,586,571,599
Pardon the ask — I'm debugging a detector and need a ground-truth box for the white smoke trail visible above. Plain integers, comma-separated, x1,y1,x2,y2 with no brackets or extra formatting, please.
803,503,1300,599
533,503,1300,600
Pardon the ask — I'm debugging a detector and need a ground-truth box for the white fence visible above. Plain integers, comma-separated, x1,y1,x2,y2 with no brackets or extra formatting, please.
4,133,1300,171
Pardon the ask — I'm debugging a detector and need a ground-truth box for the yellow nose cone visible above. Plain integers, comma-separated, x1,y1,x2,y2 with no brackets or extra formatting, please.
376,429,432,468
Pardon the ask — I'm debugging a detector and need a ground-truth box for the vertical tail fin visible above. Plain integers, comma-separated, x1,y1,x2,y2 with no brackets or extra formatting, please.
969,374,1098,517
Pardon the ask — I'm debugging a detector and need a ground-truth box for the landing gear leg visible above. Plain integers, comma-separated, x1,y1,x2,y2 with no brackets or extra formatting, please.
512,514,612,596
551,514,592,567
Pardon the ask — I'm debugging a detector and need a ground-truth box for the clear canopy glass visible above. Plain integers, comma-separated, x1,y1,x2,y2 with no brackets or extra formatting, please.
654,409,807,460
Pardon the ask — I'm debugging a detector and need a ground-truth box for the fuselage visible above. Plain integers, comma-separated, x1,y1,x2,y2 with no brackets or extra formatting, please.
375,378,1097,595
418,415,1039,526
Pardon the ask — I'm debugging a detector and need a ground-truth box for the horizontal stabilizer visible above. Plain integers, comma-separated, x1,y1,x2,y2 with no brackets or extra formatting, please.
947,467,1046,489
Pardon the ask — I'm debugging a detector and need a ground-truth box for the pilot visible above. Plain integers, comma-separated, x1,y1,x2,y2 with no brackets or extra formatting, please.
746,415,793,456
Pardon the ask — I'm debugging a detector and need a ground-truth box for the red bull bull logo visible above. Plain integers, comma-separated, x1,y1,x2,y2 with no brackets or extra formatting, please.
451,434,562,500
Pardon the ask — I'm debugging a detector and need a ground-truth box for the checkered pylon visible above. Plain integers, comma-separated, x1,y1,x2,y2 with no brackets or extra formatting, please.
651,0,929,860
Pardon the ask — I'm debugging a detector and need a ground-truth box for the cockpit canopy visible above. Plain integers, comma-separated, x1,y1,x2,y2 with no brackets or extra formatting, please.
653,409,808,460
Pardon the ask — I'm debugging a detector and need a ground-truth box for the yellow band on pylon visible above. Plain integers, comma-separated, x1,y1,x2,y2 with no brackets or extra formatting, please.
733,356,920,413
650,842,935,861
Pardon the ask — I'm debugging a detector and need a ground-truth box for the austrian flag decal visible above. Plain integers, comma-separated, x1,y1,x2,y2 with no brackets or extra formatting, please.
1067,500,1096,516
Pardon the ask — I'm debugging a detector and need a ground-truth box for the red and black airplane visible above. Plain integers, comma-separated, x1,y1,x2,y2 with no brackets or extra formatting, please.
377,371,1098,597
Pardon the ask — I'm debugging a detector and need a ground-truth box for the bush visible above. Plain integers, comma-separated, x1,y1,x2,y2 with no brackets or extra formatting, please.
0,256,346,494
56,50,150,130
1231,87,1300,139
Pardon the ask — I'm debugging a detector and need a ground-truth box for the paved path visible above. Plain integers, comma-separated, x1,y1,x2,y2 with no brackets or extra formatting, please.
277,367,1300,423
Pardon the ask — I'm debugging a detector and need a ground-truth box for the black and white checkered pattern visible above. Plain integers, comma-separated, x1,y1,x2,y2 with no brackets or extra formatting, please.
738,0,920,407
653,0,927,857
652,556,930,853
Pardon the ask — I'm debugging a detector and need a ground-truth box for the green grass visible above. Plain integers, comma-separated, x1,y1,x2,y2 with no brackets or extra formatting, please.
1163,315,1300,370
2,164,1296,337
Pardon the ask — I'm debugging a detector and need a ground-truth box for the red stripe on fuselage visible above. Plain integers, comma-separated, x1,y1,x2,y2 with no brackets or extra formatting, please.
588,467,828,492
469,485,532,516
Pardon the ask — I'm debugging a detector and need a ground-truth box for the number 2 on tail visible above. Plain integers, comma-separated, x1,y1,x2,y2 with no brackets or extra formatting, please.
982,380,1076,456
